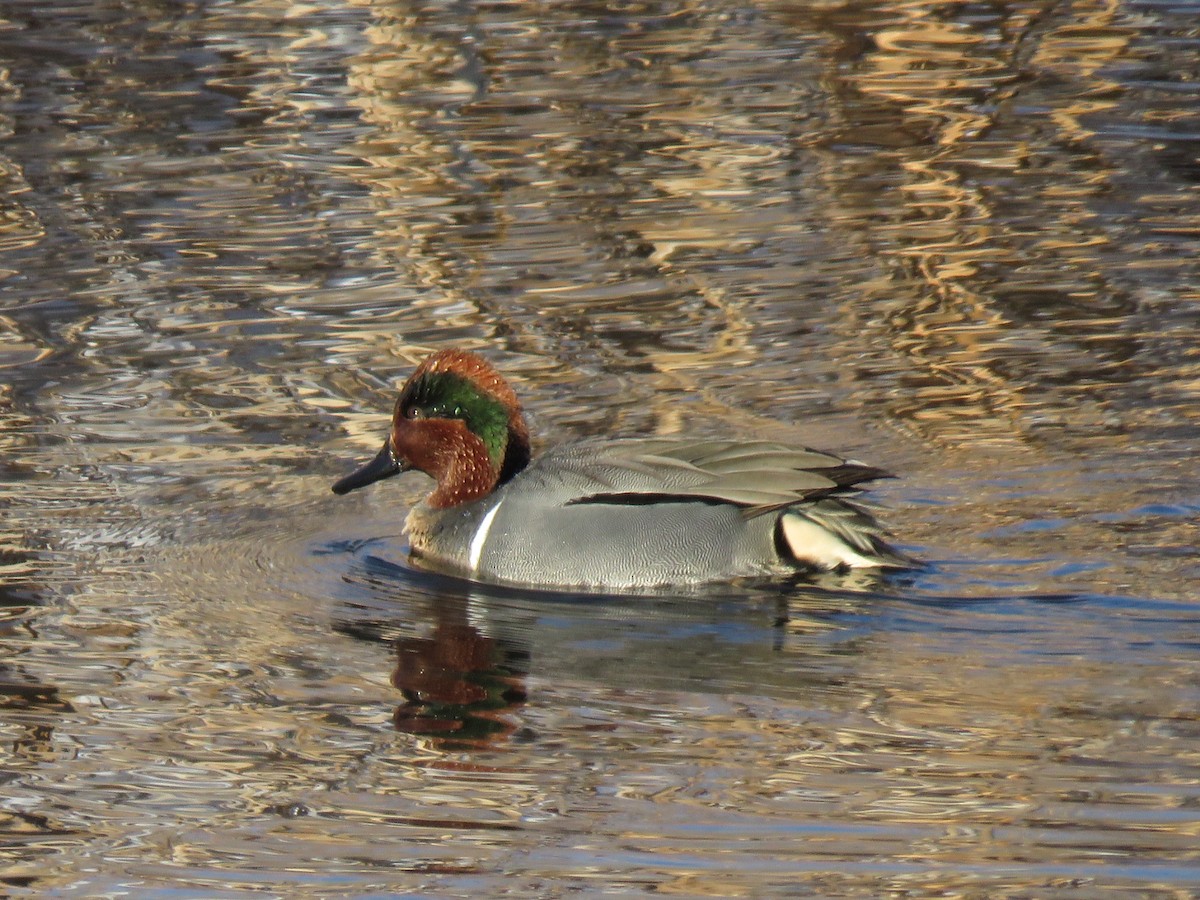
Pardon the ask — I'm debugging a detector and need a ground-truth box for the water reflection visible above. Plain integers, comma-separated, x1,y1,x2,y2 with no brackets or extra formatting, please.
336,580,531,748
815,1,1144,450
1,0,1199,893
390,609,529,746
327,543,902,753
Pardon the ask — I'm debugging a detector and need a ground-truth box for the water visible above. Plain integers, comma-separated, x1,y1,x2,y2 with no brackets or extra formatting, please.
2,0,1199,895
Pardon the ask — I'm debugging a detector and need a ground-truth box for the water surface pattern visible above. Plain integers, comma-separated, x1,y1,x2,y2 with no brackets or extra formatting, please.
2,0,1199,895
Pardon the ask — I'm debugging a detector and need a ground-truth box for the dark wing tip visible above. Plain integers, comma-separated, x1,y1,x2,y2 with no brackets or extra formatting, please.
819,463,895,490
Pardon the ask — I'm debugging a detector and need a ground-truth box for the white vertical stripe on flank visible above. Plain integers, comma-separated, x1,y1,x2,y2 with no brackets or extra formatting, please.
468,500,503,573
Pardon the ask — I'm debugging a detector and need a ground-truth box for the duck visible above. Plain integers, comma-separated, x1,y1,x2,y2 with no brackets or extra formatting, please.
331,348,912,590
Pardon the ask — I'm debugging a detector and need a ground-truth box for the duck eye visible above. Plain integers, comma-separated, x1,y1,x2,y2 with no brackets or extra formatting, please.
406,406,425,420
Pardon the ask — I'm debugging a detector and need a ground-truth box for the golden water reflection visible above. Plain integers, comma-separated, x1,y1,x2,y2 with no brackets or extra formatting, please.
0,0,1198,894
389,599,528,747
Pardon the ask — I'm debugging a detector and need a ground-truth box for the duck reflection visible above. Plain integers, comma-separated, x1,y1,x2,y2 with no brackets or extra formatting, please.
330,544,895,751
330,555,538,748
390,602,529,747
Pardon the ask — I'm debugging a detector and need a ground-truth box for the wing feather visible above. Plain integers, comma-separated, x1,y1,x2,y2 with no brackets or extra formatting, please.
545,438,890,511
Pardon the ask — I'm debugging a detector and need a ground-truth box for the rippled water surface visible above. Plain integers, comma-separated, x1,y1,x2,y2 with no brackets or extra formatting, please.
2,0,1199,895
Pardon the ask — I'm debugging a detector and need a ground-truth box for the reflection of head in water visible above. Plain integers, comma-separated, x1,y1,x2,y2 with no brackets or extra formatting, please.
391,611,529,748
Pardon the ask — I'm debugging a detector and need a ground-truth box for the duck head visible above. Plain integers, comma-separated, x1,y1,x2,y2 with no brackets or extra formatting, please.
332,349,531,508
